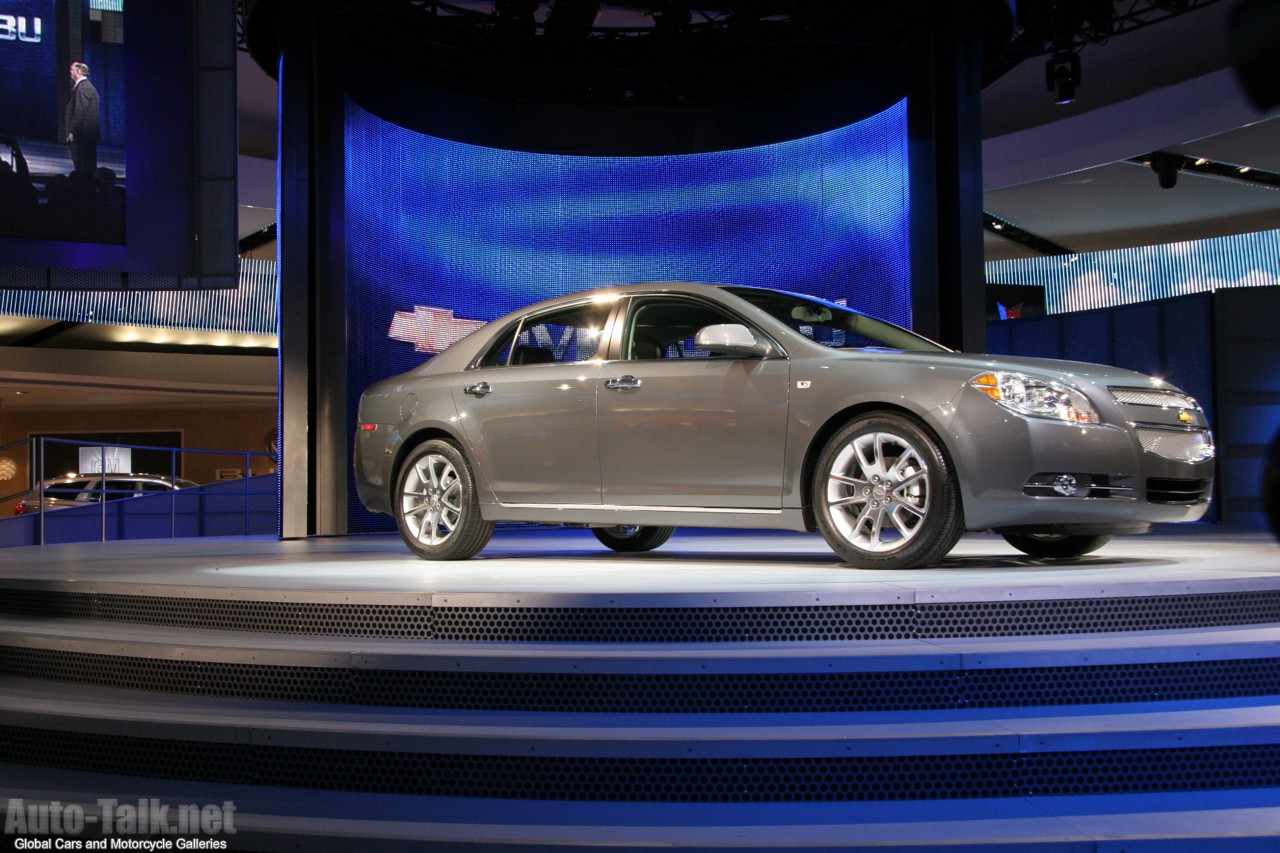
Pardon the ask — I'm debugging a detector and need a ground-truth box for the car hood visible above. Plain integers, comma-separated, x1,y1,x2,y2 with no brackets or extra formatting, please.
845,349,1174,391
942,348,1162,381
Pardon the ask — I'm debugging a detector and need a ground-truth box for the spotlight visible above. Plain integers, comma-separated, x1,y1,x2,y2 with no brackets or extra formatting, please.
652,0,691,30
494,0,539,37
1149,152,1184,189
1045,52,1081,105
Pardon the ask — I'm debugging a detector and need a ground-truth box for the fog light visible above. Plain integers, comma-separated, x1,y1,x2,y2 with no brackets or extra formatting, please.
1052,474,1079,497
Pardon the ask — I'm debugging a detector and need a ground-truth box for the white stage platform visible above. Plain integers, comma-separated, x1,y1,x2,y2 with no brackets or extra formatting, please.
0,525,1273,596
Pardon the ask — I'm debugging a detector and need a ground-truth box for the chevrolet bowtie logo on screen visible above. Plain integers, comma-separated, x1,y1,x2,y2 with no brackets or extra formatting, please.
0,14,42,41
388,306,486,354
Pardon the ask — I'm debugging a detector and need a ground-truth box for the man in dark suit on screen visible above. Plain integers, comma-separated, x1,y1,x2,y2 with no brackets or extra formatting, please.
65,60,100,177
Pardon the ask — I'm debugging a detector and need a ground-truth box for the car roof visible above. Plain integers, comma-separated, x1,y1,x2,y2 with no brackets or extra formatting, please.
413,282,732,374
45,473,188,483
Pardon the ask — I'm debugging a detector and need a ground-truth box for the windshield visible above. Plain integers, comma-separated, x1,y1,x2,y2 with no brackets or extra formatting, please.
722,286,949,353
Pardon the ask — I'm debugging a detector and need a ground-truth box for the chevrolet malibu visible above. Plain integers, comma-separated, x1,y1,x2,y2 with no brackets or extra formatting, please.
354,283,1214,569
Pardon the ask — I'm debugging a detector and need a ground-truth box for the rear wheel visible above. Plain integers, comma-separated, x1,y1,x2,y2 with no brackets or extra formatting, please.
1001,532,1113,559
592,525,676,553
813,413,963,569
394,439,495,560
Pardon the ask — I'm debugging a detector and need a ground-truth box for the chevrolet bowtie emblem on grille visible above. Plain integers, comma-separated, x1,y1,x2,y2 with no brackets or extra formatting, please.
1178,409,1195,424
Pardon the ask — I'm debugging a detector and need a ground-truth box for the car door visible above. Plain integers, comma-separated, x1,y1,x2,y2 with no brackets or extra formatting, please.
449,298,614,506
596,294,790,508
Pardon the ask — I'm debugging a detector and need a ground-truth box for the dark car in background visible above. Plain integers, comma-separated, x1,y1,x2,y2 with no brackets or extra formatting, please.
354,282,1215,569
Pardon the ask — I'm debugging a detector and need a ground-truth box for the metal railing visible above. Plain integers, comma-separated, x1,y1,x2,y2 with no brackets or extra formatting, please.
0,437,278,546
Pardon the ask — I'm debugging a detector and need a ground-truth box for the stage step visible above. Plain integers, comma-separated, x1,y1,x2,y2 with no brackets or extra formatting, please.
1,653,1280,827
1,616,1279,714
3,763,1280,851
0,531,1276,849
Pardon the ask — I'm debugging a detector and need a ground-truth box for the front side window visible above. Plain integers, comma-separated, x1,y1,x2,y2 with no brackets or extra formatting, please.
103,480,143,500
623,297,750,361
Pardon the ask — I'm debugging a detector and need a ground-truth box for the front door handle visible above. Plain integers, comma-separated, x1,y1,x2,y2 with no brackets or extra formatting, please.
463,382,492,397
605,375,642,391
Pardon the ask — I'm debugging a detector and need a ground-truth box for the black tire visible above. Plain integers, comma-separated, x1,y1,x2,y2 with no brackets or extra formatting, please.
592,525,676,552
394,439,495,560
812,413,963,569
1001,532,1113,559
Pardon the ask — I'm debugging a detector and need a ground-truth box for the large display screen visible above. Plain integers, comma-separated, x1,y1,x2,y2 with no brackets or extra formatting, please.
0,0,230,279
0,0,125,244
344,98,911,530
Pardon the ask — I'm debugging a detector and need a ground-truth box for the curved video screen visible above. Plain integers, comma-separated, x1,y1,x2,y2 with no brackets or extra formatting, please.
344,97,910,529
346,97,910,372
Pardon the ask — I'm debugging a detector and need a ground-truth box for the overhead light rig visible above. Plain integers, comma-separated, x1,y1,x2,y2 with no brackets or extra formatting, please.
240,1,1018,107
1127,151,1280,190
238,222,278,257
365,1,918,105
984,0,1225,102
984,211,1074,255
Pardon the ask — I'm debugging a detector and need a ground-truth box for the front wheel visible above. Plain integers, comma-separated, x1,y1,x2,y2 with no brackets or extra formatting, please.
812,413,963,569
592,525,676,553
394,439,495,560
1001,532,1113,559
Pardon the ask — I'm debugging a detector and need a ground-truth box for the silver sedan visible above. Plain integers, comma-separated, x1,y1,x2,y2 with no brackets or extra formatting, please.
354,283,1214,568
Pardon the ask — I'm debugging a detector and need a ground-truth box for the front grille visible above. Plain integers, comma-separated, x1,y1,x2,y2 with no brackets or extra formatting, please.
1147,477,1212,504
1110,386,1198,408
1135,425,1215,463
1109,387,1214,463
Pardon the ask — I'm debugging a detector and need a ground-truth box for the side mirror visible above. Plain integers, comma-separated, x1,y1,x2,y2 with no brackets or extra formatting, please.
695,323,770,358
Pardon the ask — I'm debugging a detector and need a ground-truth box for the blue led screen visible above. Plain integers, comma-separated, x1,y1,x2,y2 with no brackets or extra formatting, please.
0,0,57,140
344,98,911,530
985,229,1280,314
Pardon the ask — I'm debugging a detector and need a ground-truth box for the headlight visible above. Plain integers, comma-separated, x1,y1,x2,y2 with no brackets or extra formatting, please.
970,371,1101,424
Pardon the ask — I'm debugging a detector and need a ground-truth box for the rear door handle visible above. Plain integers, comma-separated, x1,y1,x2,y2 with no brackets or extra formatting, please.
463,382,492,397
604,375,642,391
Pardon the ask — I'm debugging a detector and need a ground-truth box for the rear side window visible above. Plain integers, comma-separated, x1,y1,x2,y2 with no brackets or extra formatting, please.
479,300,615,367
44,479,94,498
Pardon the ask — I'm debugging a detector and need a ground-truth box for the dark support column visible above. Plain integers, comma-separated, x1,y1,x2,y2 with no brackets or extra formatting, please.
277,2,348,537
909,9,989,354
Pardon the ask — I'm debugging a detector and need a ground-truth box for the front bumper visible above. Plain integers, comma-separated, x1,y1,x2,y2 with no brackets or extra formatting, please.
935,389,1213,532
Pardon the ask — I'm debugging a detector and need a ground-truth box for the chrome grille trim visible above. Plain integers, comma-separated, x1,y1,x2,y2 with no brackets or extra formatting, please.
1021,472,1135,499
1147,477,1213,504
1134,423,1215,463
1110,386,1198,409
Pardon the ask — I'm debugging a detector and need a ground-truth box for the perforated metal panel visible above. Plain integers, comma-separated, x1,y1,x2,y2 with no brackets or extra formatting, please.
1020,746,1280,797
433,604,917,642
1,646,1277,713
912,590,1280,639
0,647,352,703
1,723,1277,802
0,589,432,637
2,587,1279,640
